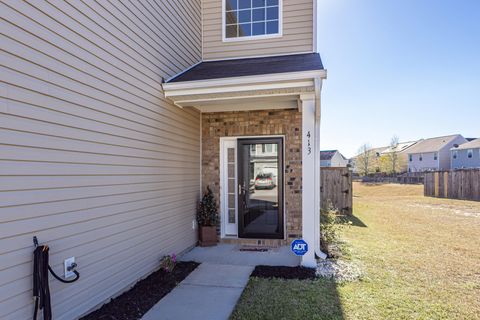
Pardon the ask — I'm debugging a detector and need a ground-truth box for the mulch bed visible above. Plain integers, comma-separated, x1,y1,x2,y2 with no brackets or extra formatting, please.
251,265,316,280
80,261,199,320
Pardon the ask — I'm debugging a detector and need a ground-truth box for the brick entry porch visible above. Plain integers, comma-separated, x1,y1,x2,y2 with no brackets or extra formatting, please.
202,109,303,245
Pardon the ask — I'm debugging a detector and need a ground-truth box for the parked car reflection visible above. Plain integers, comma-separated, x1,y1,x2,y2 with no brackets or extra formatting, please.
254,173,276,190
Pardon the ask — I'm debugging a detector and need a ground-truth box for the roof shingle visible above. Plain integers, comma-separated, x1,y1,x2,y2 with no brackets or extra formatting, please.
167,53,324,83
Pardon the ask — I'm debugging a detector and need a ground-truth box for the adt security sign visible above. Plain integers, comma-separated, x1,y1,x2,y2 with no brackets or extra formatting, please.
291,239,308,256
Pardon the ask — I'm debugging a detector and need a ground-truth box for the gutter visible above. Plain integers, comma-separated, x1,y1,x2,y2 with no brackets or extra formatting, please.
314,75,328,260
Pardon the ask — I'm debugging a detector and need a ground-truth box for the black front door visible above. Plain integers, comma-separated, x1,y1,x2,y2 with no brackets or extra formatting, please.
237,138,284,239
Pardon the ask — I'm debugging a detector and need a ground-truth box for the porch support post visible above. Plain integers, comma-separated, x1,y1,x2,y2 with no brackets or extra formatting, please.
300,93,318,268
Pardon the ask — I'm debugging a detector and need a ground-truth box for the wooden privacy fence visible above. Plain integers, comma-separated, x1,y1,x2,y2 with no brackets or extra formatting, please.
424,169,480,201
321,167,353,215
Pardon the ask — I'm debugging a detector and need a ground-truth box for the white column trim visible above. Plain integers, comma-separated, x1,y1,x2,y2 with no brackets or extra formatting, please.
300,94,317,268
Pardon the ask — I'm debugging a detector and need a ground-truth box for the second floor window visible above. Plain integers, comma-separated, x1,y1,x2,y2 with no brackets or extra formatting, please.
409,154,413,162
434,152,438,160
419,154,423,161
225,0,281,40
468,149,473,158
453,151,458,159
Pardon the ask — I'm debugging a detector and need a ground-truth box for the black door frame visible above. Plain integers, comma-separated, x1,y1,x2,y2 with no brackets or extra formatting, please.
237,137,284,239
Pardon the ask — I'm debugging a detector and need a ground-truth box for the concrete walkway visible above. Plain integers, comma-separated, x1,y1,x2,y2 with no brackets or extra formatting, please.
142,244,298,320
142,263,254,320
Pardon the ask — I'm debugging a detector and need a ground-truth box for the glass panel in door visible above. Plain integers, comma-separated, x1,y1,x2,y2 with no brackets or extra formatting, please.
238,138,283,239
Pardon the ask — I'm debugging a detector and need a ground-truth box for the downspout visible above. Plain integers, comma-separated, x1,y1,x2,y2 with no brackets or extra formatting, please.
314,76,328,260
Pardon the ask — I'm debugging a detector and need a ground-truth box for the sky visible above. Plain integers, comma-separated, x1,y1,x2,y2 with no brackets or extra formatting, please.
317,0,480,158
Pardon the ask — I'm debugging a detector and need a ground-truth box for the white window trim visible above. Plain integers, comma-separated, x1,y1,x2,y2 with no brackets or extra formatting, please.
222,0,283,42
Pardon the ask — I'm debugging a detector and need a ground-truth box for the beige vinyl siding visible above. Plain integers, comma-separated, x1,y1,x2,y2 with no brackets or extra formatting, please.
0,0,201,319
202,0,314,60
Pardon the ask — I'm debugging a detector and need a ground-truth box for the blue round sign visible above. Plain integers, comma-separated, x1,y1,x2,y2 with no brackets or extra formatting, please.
291,239,308,256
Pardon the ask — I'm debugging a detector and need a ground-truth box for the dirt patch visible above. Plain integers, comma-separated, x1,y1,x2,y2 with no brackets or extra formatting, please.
80,261,199,320
407,202,480,218
251,265,316,280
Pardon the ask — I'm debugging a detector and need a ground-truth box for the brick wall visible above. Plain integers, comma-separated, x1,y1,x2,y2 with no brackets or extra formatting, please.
201,109,303,243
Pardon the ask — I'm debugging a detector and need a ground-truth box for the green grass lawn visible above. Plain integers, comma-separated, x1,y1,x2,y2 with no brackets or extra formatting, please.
231,183,480,320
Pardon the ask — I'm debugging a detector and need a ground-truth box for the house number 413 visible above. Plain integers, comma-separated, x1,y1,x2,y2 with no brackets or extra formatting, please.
306,131,312,155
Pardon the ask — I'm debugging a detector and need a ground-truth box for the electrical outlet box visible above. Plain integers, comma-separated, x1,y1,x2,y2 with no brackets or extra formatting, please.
64,257,75,279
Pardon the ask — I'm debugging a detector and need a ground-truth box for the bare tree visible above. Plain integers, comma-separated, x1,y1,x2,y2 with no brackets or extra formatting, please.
387,135,400,174
356,143,374,176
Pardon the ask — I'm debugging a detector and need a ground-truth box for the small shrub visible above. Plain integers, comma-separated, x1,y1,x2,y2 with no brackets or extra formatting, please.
159,254,177,273
320,203,350,256
197,186,219,227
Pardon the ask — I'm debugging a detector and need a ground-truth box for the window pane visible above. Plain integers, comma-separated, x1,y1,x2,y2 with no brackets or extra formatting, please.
239,0,251,9
253,0,265,7
267,6,279,20
226,0,238,10
228,178,235,192
228,194,235,208
228,209,236,224
226,11,238,24
252,8,265,22
238,9,252,23
226,25,238,38
252,22,265,35
267,0,278,5
228,148,235,162
266,21,278,34
239,23,252,37
228,163,235,176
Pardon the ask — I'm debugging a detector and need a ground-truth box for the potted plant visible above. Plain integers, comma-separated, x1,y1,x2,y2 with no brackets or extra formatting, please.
197,186,219,247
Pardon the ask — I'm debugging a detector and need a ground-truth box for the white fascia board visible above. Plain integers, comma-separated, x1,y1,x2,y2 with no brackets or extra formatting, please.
167,80,315,98
162,70,327,93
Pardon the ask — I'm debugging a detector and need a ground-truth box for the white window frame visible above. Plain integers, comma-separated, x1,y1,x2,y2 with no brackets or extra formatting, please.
222,0,283,42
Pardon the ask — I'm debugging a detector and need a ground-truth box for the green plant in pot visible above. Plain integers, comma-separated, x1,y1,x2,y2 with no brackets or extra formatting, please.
197,186,219,247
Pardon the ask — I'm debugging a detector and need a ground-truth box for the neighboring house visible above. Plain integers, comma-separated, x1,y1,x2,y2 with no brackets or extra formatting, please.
350,146,387,174
407,135,467,172
320,150,349,167
379,140,419,173
0,1,326,319
451,139,480,169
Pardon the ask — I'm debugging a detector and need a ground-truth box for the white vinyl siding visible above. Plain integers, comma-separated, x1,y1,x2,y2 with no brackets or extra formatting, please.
0,1,201,319
203,0,314,60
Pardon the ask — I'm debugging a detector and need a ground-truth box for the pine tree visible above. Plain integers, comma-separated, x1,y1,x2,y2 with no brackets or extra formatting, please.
197,186,219,227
